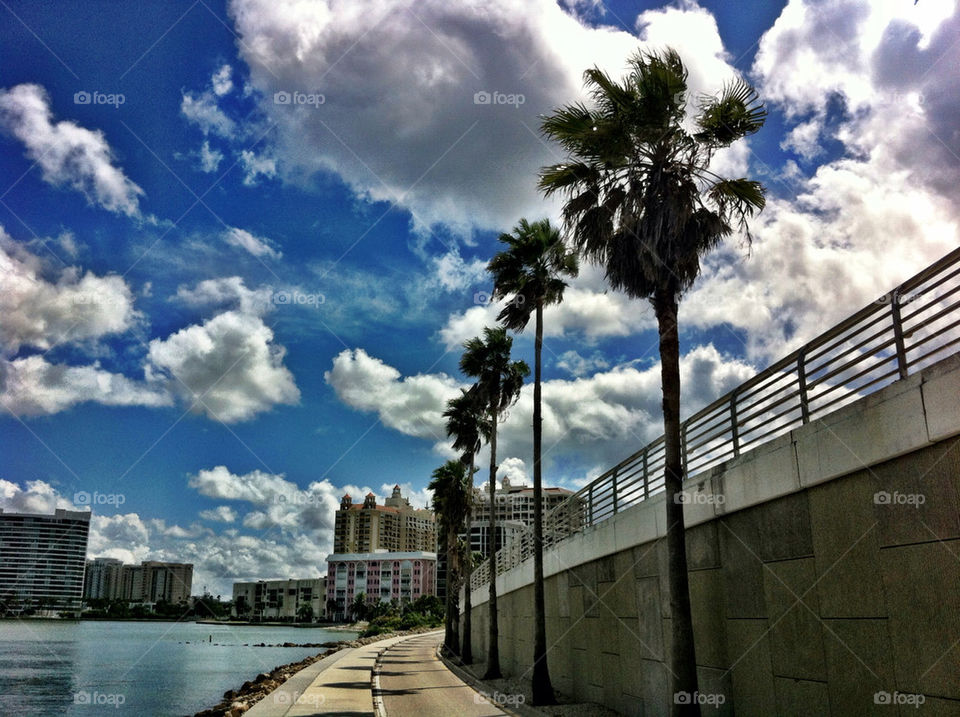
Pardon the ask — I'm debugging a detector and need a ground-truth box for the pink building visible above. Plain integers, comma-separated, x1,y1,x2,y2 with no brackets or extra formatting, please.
325,550,436,621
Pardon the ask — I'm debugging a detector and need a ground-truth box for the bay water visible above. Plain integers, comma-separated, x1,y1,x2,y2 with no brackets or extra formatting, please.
0,620,357,716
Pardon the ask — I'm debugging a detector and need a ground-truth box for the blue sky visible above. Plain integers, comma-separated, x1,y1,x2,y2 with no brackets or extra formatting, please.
0,0,957,595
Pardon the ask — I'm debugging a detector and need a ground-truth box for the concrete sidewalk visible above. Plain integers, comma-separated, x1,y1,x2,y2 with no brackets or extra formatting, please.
245,632,434,716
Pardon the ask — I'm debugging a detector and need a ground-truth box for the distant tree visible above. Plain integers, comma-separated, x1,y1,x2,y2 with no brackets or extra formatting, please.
430,459,471,655
488,217,578,704
443,388,488,661
297,603,315,624
460,326,529,679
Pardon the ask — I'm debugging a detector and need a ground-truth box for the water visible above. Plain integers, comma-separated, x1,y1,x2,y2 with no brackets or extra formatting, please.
0,620,358,716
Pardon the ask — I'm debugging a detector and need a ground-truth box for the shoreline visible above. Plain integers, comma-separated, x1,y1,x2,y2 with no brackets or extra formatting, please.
191,626,435,717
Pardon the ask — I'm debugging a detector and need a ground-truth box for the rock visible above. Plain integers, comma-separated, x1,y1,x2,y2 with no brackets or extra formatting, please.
223,689,237,700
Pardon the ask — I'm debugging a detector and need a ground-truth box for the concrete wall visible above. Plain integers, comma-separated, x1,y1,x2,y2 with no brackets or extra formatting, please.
465,353,960,715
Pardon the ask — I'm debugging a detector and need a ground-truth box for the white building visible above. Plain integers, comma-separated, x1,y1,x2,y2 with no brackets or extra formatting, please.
469,477,575,556
232,577,326,621
0,508,90,613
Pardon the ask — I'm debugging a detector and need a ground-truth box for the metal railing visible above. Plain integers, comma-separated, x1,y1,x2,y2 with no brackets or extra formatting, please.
470,247,960,590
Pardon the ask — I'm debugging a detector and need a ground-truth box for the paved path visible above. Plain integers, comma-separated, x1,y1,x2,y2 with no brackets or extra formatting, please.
246,633,411,716
376,632,506,717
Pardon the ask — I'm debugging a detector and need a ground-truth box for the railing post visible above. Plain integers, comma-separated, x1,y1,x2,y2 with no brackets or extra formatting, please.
890,297,910,379
610,469,619,515
730,390,740,458
642,448,649,500
587,484,593,527
797,351,810,424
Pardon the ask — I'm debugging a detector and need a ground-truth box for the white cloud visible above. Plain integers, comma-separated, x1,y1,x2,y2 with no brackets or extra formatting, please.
325,348,461,441
327,344,757,477
239,149,276,186
181,90,235,137
175,275,274,316
223,226,281,259
0,230,139,355
199,140,223,172
438,266,656,350
0,355,171,416
555,350,609,377
212,65,234,96
228,0,744,232
146,309,300,423
0,84,143,216
198,505,238,523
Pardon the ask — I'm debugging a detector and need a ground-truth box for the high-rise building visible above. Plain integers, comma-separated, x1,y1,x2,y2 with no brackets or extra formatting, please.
141,561,193,604
0,508,91,613
469,476,575,555
333,486,436,553
325,550,436,621
232,577,326,621
82,559,193,603
82,557,123,600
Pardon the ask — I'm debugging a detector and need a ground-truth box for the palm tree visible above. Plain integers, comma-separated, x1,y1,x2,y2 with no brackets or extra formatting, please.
430,459,471,655
460,326,529,679
488,217,578,704
539,48,766,715
443,388,488,662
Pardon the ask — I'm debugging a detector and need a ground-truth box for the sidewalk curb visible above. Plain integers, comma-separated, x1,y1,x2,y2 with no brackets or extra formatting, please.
435,645,540,717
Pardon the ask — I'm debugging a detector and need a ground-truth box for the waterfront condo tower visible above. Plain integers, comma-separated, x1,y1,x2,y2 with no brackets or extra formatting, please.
333,485,436,553
0,508,91,614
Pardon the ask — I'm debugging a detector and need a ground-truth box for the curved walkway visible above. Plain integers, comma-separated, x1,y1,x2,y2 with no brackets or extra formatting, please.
246,630,503,717
376,632,506,717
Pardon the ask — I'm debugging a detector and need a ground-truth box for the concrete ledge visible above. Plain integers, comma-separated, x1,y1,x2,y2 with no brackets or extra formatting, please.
795,373,928,489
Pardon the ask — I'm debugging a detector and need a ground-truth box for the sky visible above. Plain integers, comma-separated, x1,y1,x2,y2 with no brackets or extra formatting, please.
0,0,957,597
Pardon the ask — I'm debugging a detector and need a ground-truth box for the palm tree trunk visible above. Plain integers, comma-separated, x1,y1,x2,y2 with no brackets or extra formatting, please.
484,408,502,679
445,523,459,654
462,453,474,662
655,289,700,717
532,302,555,704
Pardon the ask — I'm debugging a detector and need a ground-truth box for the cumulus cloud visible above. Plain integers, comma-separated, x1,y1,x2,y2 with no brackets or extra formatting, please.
439,263,656,350
0,231,139,355
674,1,960,361
0,84,143,217
555,350,610,377
175,275,274,315
325,348,461,441
327,344,756,477
227,0,747,233
238,149,276,186
147,310,300,423
222,226,282,259
0,355,171,416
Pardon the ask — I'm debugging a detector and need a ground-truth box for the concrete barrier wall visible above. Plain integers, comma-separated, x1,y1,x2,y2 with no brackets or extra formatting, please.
465,353,960,715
